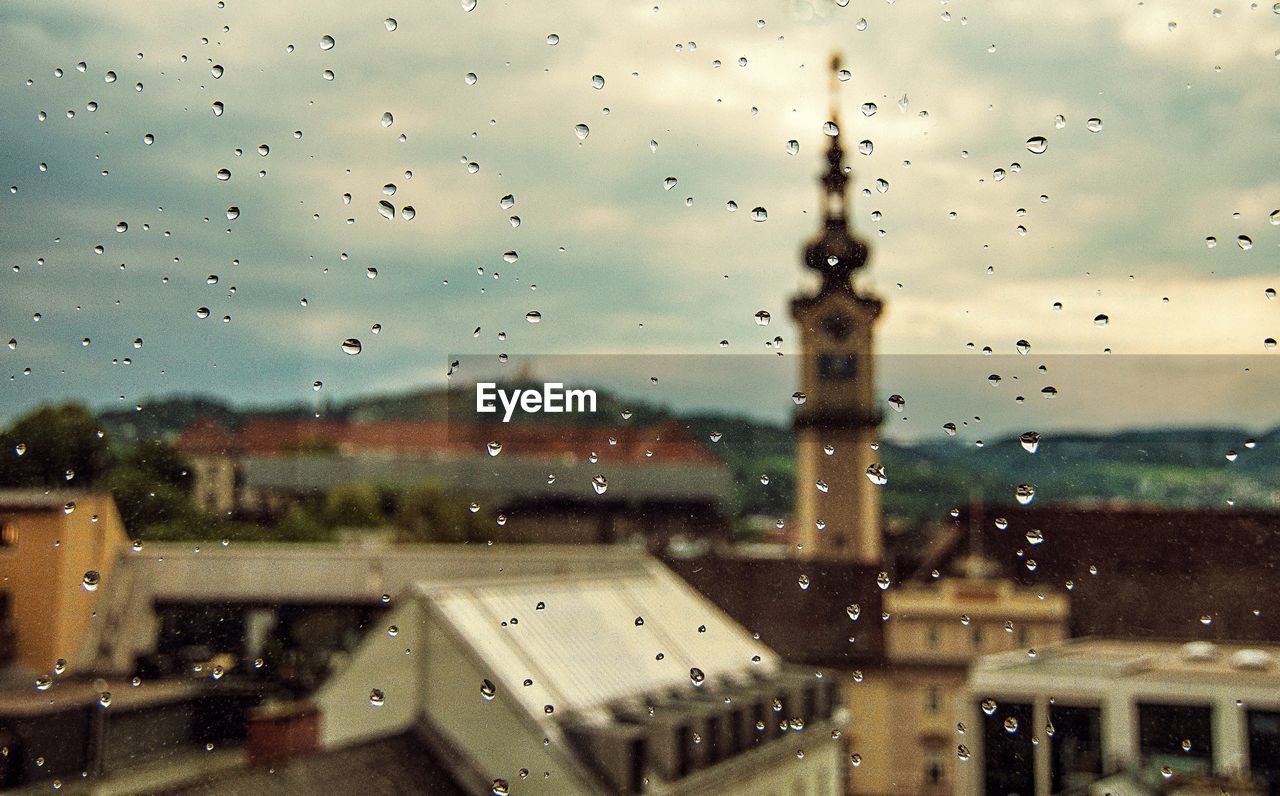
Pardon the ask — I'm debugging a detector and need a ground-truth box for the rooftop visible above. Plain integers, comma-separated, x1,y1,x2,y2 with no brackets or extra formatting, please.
421,563,777,724
973,637,1280,686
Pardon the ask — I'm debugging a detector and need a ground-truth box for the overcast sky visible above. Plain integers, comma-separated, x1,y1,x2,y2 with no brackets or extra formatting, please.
1,0,1277,436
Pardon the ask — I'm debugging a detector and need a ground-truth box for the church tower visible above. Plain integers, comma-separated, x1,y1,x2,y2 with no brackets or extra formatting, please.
792,56,884,564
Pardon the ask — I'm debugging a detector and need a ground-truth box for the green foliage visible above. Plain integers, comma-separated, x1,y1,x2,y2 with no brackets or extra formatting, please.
395,483,490,543
107,439,203,535
321,483,384,527
0,403,112,487
273,505,336,542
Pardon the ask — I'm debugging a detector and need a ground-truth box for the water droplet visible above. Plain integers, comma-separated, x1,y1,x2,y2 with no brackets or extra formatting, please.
847,604,861,621
751,207,768,222
82,571,100,592
689,667,706,686
1016,339,1031,355
98,692,112,708
865,464,887,486
1025,136,1048,154
574,123,590,140
491,779,509,796
876,571,891,590
1004,716,1019,733
662,176,678,190
211,64,224,79
384,18,398,31
35,675,52,692
381,112,394,128
1014,484,1036,505
378,201,395,220
340,338,362,356
591,474,608,494
1019,432,1040,453
1086,117,1103,132
320,35,335,51
823,120,840,136
1094,314,1109,327
785,139,799,156
195,307,211,319
755,310,771,326
1265,288,1276,300
225,206,239,220
369,688,385,706
1265,338,1277,350
481,679,496,700
464,72,477,85
525,311,542,323
1237,235,1253,251
791,392,807,405
401,206,415,221
887,394,905,412
861,103,877,117
546,33,560,45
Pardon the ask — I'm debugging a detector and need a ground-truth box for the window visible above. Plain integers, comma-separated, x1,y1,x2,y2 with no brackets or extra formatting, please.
2,4,1272,795
1138,703,1213,776
1050,705,1103,793
925,685,941,713
971,623,985,650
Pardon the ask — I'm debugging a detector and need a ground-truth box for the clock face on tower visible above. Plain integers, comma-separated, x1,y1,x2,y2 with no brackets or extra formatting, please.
821,313,852,341
818,352,857,380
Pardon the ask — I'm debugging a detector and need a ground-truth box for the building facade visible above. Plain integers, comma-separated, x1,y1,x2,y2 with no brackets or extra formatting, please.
0,491,128,675
960,639,1280,795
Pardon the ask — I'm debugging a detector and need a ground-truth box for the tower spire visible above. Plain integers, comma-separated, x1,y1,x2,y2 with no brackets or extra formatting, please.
803,52,868,293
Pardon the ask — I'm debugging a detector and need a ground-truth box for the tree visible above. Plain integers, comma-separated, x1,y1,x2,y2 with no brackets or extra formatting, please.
0,403,112,488
395,483,490,543
107,440,201,535
322,484,386,528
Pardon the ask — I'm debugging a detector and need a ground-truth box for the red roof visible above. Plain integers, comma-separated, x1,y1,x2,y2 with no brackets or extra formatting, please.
177,417,721,466
175,417,239,455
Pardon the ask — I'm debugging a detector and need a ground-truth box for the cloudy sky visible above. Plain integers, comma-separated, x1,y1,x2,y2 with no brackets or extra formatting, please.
1,0,1277,437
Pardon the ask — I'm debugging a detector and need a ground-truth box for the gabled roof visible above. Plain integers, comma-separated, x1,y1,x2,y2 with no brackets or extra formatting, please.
419,561,777,724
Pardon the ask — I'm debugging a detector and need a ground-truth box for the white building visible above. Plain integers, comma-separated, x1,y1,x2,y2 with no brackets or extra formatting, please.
67,544,849,794
958,638,1280,796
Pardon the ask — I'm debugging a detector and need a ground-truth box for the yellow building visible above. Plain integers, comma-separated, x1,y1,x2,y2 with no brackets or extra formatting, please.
0,491,128,675
845,565,1070,795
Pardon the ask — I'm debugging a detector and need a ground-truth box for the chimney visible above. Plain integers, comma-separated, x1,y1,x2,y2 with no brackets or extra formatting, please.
246,700,321,765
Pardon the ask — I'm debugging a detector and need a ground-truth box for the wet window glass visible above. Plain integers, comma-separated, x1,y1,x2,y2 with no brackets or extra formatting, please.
1,2,1277,795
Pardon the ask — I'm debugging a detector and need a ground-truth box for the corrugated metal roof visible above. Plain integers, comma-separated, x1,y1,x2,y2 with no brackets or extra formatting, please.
424,565,777,722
